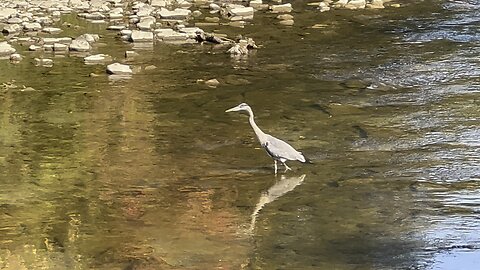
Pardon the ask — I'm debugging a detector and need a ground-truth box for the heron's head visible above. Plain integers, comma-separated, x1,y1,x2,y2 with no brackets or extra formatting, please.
225,103,250,113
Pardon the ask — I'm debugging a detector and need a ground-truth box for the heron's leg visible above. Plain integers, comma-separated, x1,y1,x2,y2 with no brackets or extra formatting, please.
274,160,278,175
283,162,291,172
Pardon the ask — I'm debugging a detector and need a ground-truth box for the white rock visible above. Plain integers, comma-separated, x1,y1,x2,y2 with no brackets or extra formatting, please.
155,29,188,41
23,22,42,31
345,0,366,9
334,0,348,7
277,14,293,20
53,43,68,51
155,28,175,38
0,42,16,55
228,7,254,17
69,38,91,51
2,24,22,34
0,8,17,20
7,17,23,24
42,27,62,34
29,44,43,51
250,0,263,9
270,3,292,13
125,50,138,58
107,25,126,30
84,12,105,20
137,5,155,17
279,19,294,26
42,37,60,44
209,3,221,10
10,53,22,62
43,44,54,51
137,16,156,30
78,34,100,43
151,0,168,7
192,10,202,17
84,53,112,64
157,8,191,19
178,27,203,38
367,0,384,9
205,78,220,87
121,29,133,36
34,58,53,67
130,30,154,42
107,62,132,75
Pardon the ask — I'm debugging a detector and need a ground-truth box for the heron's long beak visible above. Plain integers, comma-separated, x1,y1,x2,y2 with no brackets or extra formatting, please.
225,106,239,112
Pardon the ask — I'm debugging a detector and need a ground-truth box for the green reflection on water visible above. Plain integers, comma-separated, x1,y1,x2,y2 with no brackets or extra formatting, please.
1,0,480,269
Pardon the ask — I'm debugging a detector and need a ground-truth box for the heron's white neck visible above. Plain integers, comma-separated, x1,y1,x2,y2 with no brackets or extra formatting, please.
246,107,267,143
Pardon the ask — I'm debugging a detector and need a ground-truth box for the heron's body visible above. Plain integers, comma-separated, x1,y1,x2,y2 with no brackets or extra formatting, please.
226,103,305,174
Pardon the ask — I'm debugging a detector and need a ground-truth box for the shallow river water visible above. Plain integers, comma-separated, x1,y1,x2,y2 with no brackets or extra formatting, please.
1,0,479,269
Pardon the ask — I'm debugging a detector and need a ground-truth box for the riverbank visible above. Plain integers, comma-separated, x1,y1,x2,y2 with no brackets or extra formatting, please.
1,0,402,79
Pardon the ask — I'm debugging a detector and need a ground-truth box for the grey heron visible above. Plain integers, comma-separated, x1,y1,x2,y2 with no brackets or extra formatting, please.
225,103,306,174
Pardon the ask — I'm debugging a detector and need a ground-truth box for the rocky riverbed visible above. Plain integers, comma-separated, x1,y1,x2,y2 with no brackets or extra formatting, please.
1,0,400,78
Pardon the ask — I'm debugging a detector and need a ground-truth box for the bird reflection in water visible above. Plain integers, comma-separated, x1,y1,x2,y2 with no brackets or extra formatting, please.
248,174,306,233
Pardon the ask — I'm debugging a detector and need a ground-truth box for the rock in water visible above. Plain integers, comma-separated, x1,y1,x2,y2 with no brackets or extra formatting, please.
345,0,366,9
107,63,132,75
70,39,91,51
0,42,16,55
130,30,154,42
269,3,292,13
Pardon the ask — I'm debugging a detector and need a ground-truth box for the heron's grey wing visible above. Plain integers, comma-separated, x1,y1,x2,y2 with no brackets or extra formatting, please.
263,135,304,161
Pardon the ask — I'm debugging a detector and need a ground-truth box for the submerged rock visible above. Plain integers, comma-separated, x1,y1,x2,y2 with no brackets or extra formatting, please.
205,78,220,87
84,54,112,64
107,62,132,75
9,53,22,62
34,58,53,67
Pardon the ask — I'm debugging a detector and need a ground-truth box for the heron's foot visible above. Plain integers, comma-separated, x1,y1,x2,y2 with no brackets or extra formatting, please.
283,163,291,172
274,160,278,175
